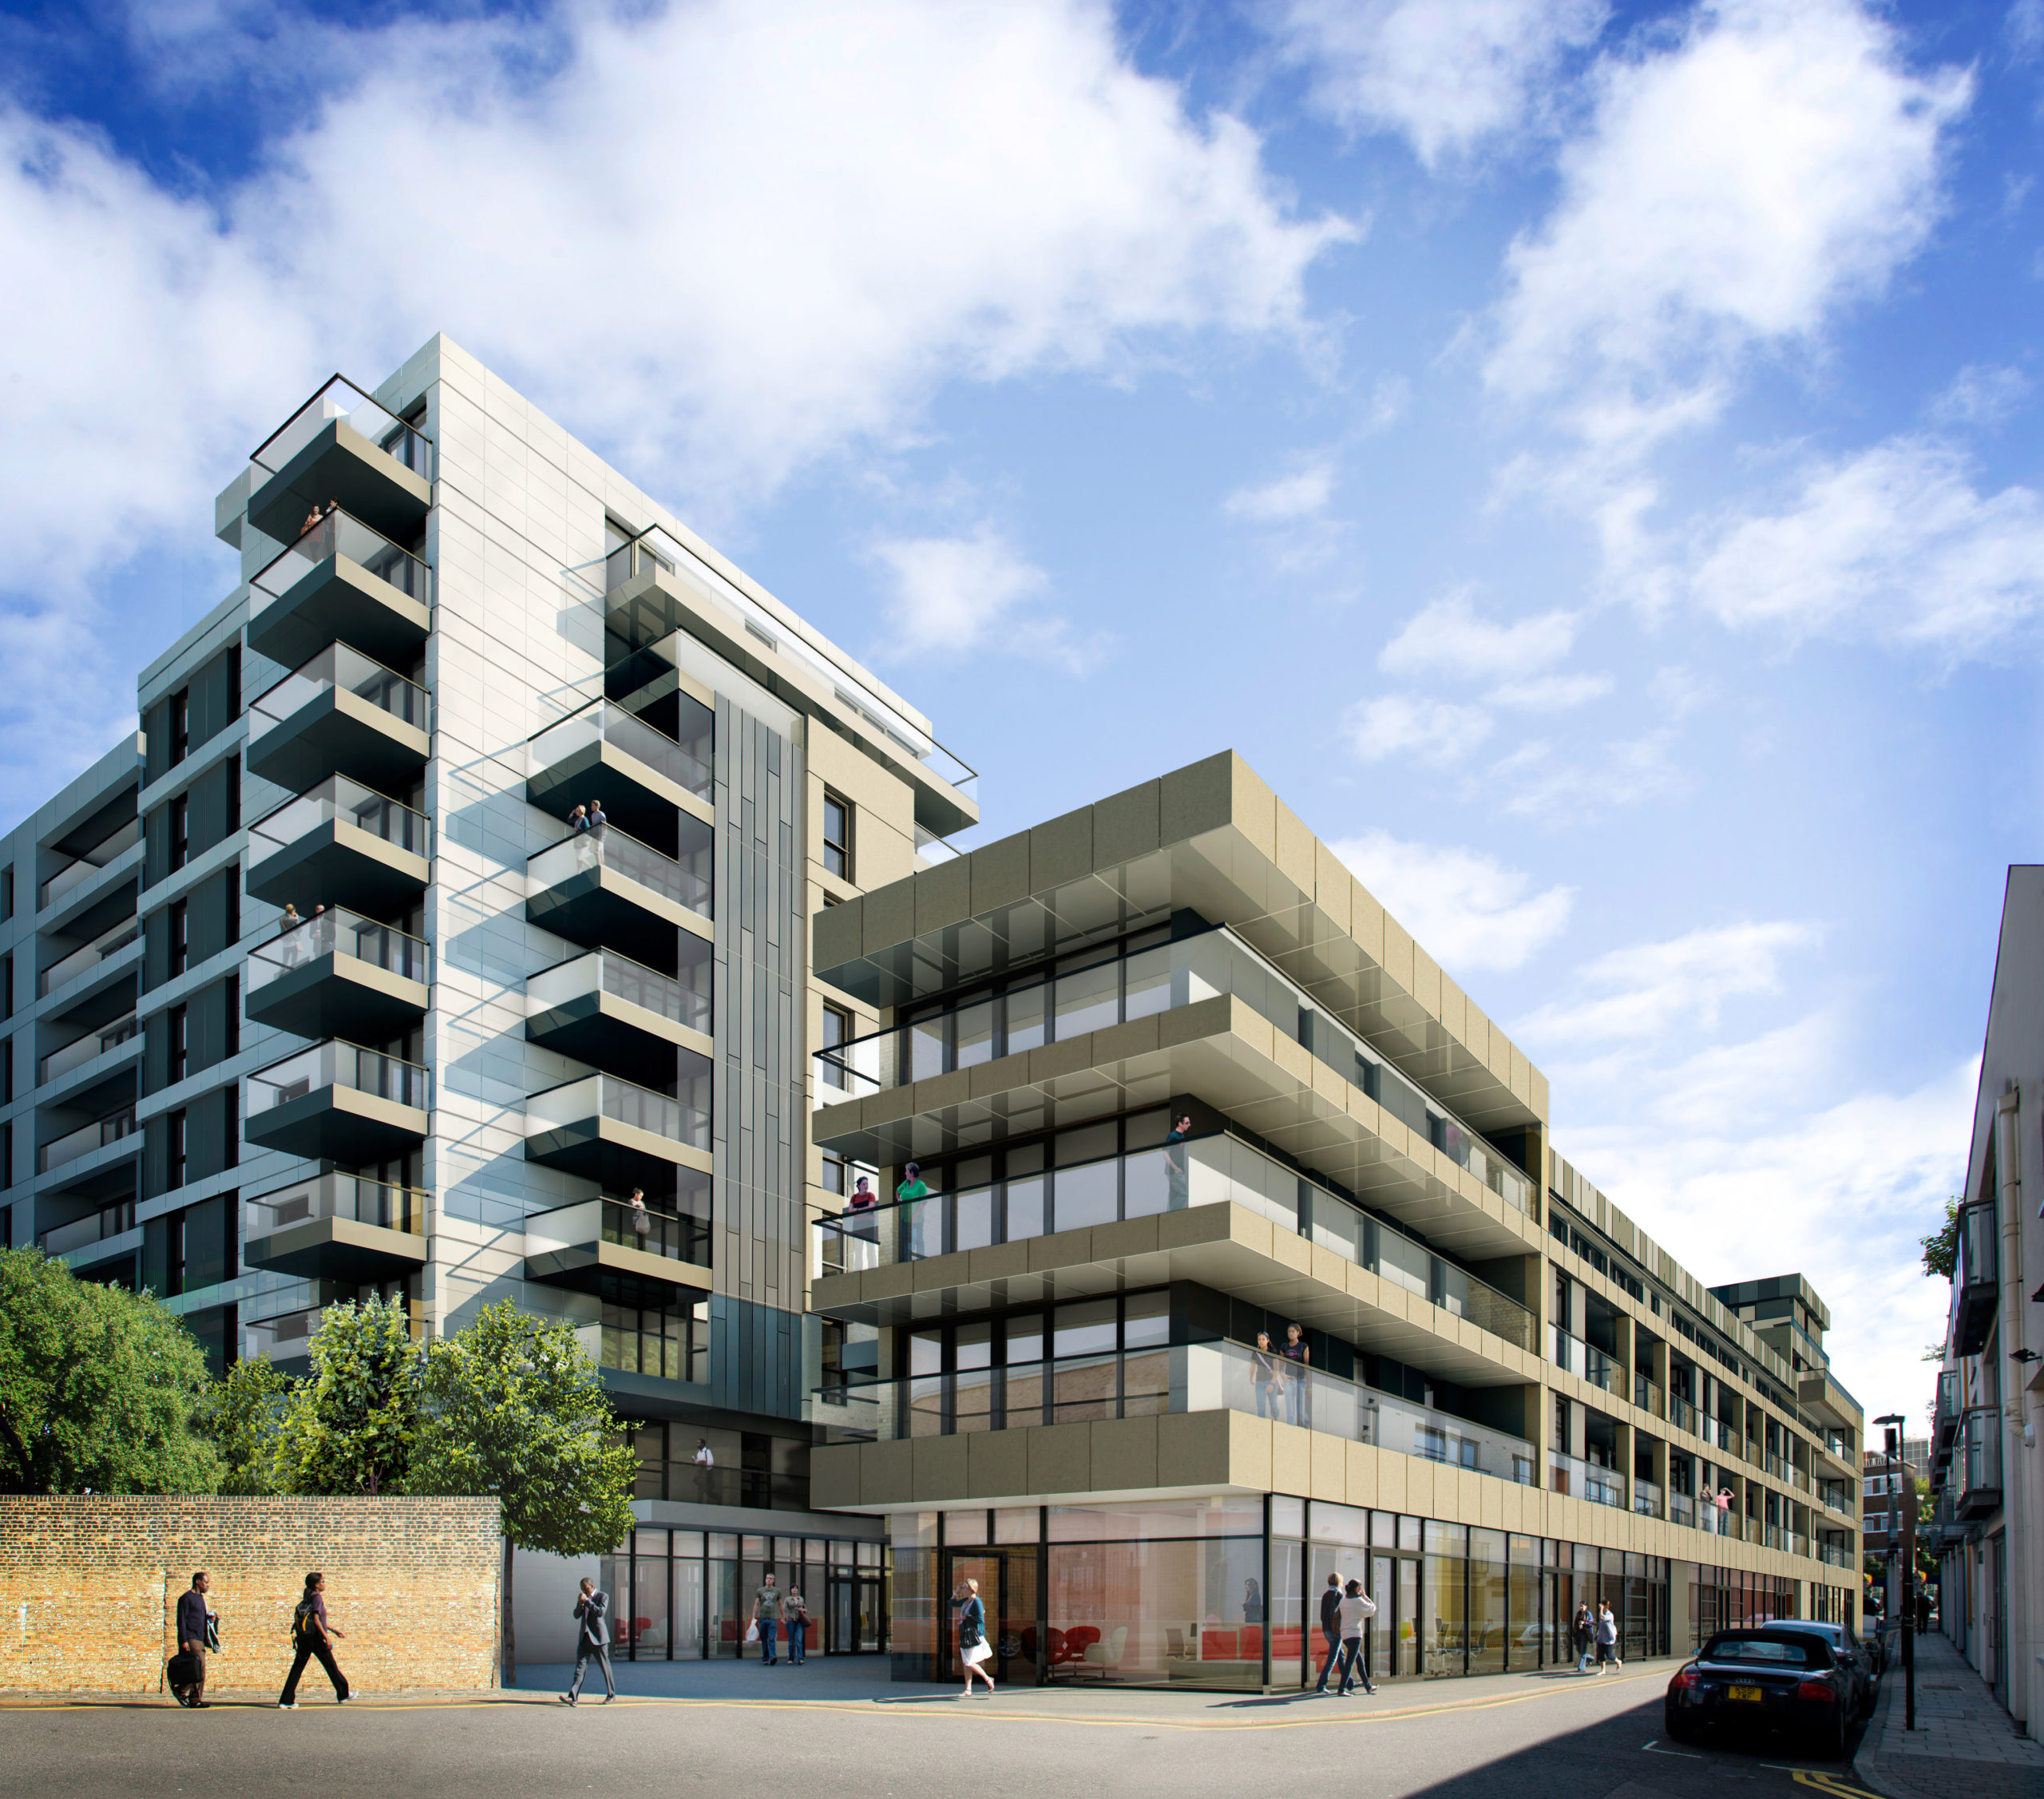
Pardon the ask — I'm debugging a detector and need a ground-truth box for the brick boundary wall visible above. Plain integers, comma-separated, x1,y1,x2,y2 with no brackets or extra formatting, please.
0,1497,501,1695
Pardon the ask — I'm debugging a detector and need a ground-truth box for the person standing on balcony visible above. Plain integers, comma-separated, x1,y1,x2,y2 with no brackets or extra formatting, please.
897,1163,931,1254
1163,1114,1193,1211
1281,1324,1311,1429
587,798,608,864
1252,1331,1284,1421
692,1437,715,1504
277,904,305,968
847,1175,876,1211
627,1187,651,1247
561,1577,615,1706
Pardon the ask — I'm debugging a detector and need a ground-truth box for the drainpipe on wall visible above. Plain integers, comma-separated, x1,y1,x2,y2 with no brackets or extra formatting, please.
1993,1084,2030,1735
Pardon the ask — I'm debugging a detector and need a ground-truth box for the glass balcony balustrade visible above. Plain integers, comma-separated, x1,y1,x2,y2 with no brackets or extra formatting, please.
604,525,977,806
39,1015,138,1085
245,1040,431,1162
1547,1451,1627,1510
527,1072,711,1155
246,1171,426,1239
248,509,434,671
1550,1325,1621,1393
1634,1373,1664,1417
247,906,430,994
40,921,140,999
248,1040,431,1113
816,922,1534,1215
1633,1478,1665,1518
1955,1199,2000,1355
38,1199,136,1255
242,1172,429,1282
526,825,711,917
524,1194,713,1284
530,695,713,814
1670,1491,1697,1528
814,1128,1535,1351
248,377,432,545
815,1337,1538,1484
245,907,430,1040
1953,1409,2003,1516
1667,1393,1697,1434
246,775,431,913
527,947,711,1041
1697,1501,1735,1538
39,1105,138,1174
248,644,431,793
1817,1542,1852,1569
39,818,141,912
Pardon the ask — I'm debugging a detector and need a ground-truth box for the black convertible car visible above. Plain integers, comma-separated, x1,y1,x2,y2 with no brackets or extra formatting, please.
1664,1628,1859,1758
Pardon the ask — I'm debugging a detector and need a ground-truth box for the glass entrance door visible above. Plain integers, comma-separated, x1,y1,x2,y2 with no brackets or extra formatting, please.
943,1549,1041,1686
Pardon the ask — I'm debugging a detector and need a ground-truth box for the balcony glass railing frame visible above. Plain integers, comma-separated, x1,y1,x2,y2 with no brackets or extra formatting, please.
244,1171,428,1240
1550,1325,1621,1393
246,905,432,995
251,375,433,485
527,945,713,1039
1547,1450,1627,1510
248,643,434,746
527,1072,711,1155
526,1194,712,1270
813,1127,1535,1350
39,1014,139,1085
249,507,434,621
39,1104,139,1174
526,822,711,921
248,774,434,871
40,921,141,999
247,1040,433,1116
815,921,1534,1214
529,695,713,806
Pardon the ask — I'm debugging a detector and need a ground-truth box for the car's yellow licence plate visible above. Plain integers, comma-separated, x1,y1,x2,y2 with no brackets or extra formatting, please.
1727,1684,1763,1702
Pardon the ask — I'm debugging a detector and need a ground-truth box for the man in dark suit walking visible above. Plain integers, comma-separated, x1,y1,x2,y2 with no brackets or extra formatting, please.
561,1577,616,1706
173,1571,214,1708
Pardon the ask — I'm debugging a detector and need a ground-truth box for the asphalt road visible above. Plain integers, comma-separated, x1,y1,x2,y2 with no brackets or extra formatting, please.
0,1662,1876,1799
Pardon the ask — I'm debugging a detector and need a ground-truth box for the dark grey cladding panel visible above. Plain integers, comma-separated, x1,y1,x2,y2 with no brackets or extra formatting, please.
710,697,805,1417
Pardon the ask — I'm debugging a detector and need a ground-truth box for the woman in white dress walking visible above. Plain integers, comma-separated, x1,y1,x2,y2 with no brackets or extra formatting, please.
955,1577,996,1698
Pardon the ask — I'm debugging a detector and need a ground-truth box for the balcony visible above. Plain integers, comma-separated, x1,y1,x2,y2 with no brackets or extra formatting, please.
815,1337,1538,1488
528,695,713,845
246,776,431,915
525,1070,711,1191
1670,1491,1696,1528
244,1040,431,1162
250,1294,426,1364
247,644,432,795
242,1173,428,1282
1953,1198,1998,1357
814,921,1535,1221
247,376,432,546
1817,1541,1852,1569
39,818,141,914
39,1104,137,1175
523,1195,713,1296
525,945,711,1078
247,509,433,672
38,1198,136,1256
1550,1325,1621,1393
245,908,430,1042
604,525,976,838
1548,1452,1626,1509
1633,1478,1664,1519
525,822,711,966
1634,1373,1664,1417
40,921,141,1001
813,1126,1536,1355
39,1014,139,1086
1952,1409,2002,1520
1667,1393,1697,1434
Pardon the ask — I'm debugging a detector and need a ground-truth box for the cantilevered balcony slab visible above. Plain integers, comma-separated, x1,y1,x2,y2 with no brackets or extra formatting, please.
812,992,1536,1266
242,1174,428,1284
244,1041,431,1163
247,646,432,794
523,1196,714,1298
245,909,430,1042
246,778,432,915
525,1072,712,1193
247,513,433,672
527,698,714,846
525,830,711,967
525,947,712,1080
247,379,433,545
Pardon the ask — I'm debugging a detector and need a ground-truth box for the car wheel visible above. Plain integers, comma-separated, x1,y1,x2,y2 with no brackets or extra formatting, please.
1823,1706,1848,1761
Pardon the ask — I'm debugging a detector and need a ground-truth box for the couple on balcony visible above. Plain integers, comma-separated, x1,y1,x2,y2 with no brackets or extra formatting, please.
568,799,608,869
1252,1324,1313,1428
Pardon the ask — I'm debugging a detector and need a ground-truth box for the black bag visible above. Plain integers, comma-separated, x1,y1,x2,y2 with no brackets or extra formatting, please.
958,1603,983,1650
167,1650,202,1688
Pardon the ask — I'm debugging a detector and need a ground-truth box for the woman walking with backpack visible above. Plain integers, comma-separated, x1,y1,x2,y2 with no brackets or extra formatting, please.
954,1577,995,1699
279,1572,352,1708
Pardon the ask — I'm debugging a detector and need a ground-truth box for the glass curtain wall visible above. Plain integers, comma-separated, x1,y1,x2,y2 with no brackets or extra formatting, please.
601,1529,887,1660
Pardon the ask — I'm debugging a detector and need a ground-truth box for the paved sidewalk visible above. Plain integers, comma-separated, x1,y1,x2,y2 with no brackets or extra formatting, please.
1854,1627,2044,1799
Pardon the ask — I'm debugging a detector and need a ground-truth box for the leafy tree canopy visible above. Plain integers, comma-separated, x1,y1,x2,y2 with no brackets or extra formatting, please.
407,1301,634,1553
1921,1196,1963,1282
0,1248,219,1494
276,1294,422,1496
200,1353,292,1495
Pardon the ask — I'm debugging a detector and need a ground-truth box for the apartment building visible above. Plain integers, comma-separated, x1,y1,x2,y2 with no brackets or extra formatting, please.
1861,1440,1927,1562
1929,866,2041,1732
804,754,1864,1687
0,338,980,1662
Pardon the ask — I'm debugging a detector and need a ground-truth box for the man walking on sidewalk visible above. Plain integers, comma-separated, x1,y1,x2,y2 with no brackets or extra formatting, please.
172,1571,214,1708
561,1577,615,1706
1595,1601,1621,1672
751,1571,783,1666
1312,1571,1344,1694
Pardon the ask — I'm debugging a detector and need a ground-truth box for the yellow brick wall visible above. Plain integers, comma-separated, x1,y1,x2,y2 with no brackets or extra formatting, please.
0,1496,501,1695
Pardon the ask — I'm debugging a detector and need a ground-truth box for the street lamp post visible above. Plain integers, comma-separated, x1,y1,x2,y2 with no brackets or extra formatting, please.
1874,1412,1915,1732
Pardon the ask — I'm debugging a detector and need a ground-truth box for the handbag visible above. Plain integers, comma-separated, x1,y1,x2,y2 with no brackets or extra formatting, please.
167,1650,203,1687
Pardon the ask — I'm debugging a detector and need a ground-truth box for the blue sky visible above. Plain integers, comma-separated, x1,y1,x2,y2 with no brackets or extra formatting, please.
5,0,2039,1423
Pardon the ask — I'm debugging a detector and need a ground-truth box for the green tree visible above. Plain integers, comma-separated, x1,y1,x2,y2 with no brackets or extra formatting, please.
406,1302,636,1685
1921,1196,1963,1280
200,1353,294,1495
276,1294,422,1496
0,1247,219,1493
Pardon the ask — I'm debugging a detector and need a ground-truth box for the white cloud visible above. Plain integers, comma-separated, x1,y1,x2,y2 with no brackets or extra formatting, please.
1332,830,1574,972
1487,0,1969,445
1487,730,1683,819
1271,0,1607,165
1341,692,1493,764
1487,671,1612,710
1927,363,2033,429
1377,586,1579,680
1691,435,2044,654
1224,458,1337,522
1521,919,1820,1044
0,0,1353,597
869,526,1104,673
